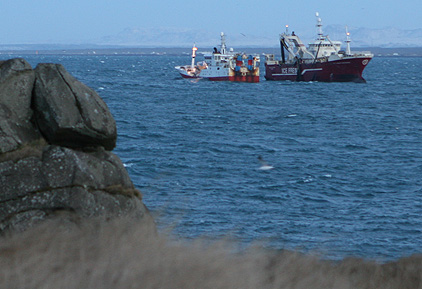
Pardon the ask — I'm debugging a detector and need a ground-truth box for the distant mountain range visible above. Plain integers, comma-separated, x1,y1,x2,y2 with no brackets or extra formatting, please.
324,25,422,48
97,27,274,48
0,26,420,52
96,26,422,48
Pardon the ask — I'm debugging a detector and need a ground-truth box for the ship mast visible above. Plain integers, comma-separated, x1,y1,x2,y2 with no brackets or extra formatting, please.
191,44,198,67
345,26,351,55
315,12,324,41
220,32,227,54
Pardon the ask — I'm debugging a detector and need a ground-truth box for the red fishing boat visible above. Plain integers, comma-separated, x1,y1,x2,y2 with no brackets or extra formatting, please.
265,12,373,82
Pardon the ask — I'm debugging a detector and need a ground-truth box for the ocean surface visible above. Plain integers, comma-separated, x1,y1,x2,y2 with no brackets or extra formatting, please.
10,53,422,261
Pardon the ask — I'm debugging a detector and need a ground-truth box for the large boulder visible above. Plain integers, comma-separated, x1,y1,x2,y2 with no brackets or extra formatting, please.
0,59,153,233
0,58,40,153
0,145,140,202
0,145,147,232
33,63,117,151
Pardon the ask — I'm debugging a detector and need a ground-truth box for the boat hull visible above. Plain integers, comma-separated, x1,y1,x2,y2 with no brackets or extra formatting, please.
265,57,372,82
228,75,259,83
178,68,258,82
178,72,229,81
179,72,199,79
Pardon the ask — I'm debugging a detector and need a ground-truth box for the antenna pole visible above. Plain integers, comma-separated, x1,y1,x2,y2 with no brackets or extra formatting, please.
220,32,226,54
316,12,324,40
191,44,198,67
345,26,351,55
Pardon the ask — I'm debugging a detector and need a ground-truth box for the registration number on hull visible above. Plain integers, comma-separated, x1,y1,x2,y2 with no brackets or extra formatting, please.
281,67,297,74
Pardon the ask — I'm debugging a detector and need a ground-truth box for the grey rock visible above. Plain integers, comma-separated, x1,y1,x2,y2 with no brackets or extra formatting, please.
0,144,150,232
0,145,135,199
0,58,40,153
41,145,133,190
0,187,147,230
0,156,46,202
33,63,117,150
0,210,48,233
0,59,154,233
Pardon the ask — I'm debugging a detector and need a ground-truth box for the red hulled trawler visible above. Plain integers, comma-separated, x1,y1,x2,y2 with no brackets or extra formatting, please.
265,12,373,82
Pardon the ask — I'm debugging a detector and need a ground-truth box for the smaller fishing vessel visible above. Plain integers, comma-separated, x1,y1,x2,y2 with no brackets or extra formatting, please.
265,12,373,82
175,33,260,82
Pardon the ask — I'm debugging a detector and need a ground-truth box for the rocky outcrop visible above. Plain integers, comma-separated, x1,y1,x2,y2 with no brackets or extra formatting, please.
0,58,39,154
0,58,152,232
33,63,116,150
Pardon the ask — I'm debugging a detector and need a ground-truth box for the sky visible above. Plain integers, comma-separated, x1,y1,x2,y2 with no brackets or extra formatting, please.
1,0,421,44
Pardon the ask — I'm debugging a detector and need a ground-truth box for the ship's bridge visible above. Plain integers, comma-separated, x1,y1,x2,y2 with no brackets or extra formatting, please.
308,40,342,57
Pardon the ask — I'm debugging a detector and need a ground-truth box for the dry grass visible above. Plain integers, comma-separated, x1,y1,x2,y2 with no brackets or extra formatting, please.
103,184,143,199
0,218,420,289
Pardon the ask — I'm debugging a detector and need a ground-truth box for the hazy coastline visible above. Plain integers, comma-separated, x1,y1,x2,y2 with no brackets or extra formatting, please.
1,46,422,57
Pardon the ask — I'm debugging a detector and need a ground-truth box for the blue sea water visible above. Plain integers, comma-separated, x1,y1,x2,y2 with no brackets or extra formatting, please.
14,54,422,261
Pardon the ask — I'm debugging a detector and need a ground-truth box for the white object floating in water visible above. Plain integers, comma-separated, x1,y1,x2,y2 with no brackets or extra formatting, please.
258,155,274,170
